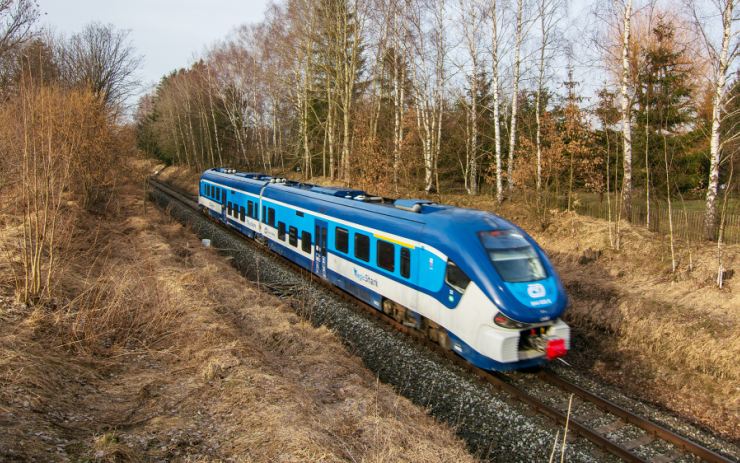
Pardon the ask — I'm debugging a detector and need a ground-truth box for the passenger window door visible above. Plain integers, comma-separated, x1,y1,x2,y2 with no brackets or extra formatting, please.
288,226,298,247
445,260,471,293
400,248,411,278
354,233,370,262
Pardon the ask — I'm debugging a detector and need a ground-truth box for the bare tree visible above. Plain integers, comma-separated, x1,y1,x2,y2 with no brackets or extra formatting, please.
534,0,563,196
490,0,504,202
507,0,524,193
409,0,447,194
389,0,407,192
460,0,485,195
619,0,634,221
688,0,737,239
60,22,142,113
0,0,38,58
337,0,366,183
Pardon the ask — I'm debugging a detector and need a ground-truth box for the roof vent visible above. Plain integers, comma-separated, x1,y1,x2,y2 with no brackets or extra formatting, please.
394,199,434,213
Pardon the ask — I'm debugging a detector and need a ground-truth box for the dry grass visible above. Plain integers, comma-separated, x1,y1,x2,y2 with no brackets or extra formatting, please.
0,158,477,462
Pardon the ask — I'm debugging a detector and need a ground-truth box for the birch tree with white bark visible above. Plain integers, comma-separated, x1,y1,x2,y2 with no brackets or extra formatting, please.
409,0,447,193
459,0,486,195
507,0,524,193
619,0,634,221
687,0,738,240
489,0,505,202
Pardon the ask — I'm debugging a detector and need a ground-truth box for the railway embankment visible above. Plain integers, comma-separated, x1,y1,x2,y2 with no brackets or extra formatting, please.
150,168,739,463
0,159,476,462
148,175,618,462
158,164,740,443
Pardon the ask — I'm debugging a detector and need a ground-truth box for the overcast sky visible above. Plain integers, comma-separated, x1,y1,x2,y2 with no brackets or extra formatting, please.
38,0,269,96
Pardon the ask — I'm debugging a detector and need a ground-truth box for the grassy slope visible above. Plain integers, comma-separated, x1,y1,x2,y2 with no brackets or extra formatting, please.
0,159,477,462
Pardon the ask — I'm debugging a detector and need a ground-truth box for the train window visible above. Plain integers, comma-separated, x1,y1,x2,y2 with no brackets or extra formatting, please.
247,201,253,219
207,185,212,197
289,226,298,247
445,260,471,293
400,248,411,278
335,228,349,253
268,208,276,227
221,189,226,203
354,233,370,262
239,206,245,221
262,206,267,223
296,211,304,217
278,222,286,241
227,202,233,216
478,230,546,283
377,241,395,272
301,231,311,253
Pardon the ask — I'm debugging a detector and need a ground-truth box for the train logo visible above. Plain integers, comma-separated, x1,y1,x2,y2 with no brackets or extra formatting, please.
527,283,546,299
353,268,378,287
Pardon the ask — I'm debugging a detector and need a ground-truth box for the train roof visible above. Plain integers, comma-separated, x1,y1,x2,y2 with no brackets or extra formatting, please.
201,168,510,232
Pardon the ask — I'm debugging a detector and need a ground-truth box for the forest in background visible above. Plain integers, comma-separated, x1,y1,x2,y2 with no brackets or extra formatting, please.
135,0,739,248
0,0,737,304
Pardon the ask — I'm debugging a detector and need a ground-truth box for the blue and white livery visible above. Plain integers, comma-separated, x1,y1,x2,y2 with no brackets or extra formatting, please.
198,167,570,371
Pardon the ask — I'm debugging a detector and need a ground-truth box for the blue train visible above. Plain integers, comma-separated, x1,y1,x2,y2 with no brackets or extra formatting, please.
198,167,570,371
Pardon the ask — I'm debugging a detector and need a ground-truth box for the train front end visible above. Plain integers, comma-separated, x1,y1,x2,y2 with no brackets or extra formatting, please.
442,222,570,371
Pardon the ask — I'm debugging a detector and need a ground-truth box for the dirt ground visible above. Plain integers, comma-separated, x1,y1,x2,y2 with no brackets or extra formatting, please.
0,160,477,462
159,166,739,441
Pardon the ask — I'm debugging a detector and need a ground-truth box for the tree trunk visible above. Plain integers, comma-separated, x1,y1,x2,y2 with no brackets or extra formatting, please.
703,0,733,240
620,0,633,221
491,0,503,203
507,0,523,193
535,0,546,195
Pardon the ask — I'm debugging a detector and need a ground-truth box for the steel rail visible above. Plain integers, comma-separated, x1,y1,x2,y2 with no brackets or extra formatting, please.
538,371,733,463
147,177,734,463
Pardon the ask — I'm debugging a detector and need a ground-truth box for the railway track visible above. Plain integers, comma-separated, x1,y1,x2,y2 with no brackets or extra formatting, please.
148,177,735,463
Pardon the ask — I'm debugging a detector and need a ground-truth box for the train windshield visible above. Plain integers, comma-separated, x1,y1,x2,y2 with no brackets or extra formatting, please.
478,230,546,283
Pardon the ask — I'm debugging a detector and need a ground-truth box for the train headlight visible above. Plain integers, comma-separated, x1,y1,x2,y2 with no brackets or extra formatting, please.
493,312,530,329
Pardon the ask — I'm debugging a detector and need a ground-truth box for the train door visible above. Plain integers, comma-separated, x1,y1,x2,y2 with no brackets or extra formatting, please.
314,220,328,279
220,188,227,221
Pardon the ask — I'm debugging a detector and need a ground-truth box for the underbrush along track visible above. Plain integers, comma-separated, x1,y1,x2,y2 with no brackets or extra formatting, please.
147,178,734,463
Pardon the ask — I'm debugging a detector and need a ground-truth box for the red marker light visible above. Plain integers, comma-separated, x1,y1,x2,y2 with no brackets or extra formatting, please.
546,339,567,360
